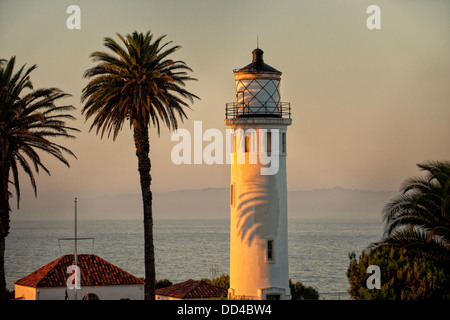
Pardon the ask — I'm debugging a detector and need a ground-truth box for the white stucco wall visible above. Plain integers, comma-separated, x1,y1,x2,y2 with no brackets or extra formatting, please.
14,285,37,300
225,119,291,300
15,284,144,300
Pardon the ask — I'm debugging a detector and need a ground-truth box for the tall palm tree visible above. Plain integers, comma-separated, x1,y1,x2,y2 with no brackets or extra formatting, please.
0,57,78,299
81,31,199,300
373,160,450,263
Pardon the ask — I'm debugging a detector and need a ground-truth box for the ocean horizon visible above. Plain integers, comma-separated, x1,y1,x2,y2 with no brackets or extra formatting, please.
5,217,384,299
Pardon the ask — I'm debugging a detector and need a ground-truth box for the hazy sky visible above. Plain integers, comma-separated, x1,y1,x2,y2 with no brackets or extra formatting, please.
1,0,449,219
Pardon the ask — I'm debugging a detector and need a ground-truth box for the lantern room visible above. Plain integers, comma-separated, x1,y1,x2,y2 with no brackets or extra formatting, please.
226,48,290,119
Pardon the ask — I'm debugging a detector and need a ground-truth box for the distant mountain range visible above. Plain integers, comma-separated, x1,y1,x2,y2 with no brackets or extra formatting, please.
152,186,395,220
286,187,396,219
12,187,396,220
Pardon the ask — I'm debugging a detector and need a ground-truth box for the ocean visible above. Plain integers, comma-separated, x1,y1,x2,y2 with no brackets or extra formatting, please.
5,217,384,299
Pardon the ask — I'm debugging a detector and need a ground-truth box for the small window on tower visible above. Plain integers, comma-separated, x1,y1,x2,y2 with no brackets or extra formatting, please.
282,132,286,153
267,239,274,262
230,183,235,207
245,135,250,153
267,131,272,153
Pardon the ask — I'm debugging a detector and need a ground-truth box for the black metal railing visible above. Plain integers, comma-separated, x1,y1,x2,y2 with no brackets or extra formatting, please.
225,102,291,120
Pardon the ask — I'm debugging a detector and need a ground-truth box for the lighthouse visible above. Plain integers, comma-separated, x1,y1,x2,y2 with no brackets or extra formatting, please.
225,48,292,300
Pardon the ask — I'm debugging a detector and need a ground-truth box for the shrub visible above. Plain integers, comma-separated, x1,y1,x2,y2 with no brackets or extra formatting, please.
289,280,319,300
347,246,450,300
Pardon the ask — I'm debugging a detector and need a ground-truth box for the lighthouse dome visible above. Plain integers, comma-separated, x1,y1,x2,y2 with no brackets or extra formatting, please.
233,48,281,74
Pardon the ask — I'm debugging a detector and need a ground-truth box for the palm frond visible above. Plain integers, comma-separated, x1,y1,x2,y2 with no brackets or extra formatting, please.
0,56,79,209
81,30,199,140
374,160,450,261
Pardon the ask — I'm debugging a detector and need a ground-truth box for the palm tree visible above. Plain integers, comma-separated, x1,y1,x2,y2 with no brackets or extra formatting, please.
0,57,78,299
81,31,199,300
373,160,450,264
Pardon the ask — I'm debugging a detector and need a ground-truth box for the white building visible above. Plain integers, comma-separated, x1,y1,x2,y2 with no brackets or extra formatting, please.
14,254,144,300
225,48,292,300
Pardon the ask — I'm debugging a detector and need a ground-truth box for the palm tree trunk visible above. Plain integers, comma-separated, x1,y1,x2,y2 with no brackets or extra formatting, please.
0,165,10,300
133,119,155,300
0,235,6,300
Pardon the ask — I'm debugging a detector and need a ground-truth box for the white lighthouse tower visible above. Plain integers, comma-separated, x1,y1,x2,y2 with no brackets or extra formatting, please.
225,48,292,300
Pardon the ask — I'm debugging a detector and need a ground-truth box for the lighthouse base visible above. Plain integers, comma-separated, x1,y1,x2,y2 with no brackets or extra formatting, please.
228,287,291,300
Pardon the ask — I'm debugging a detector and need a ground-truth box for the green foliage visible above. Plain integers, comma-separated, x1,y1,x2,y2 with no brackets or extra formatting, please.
347,246,450,300
289,280,319,300
376,160,450,262
81,30,199,139
0,288,13,300
0,56,78,299
0,56,79,209
201,274,230,289
81,30,199,300
155,279,173,289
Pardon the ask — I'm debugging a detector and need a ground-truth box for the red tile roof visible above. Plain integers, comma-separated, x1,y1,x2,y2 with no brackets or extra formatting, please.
155,279,227,299
14,254,144,288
